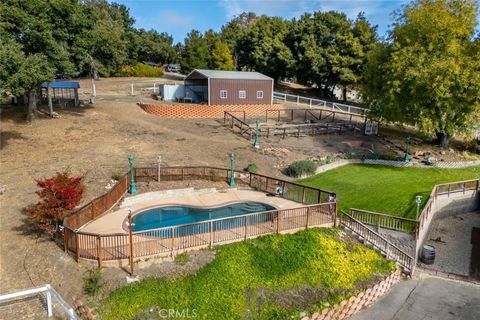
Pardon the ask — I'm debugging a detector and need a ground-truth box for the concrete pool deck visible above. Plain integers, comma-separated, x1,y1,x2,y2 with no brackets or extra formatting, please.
80,188,303,234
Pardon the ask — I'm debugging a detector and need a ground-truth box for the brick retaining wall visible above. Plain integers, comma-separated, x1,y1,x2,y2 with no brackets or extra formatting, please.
302,269,402,320
138,103,284,119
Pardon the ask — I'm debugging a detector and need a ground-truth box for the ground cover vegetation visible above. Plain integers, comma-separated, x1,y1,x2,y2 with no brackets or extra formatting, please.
285,160,319,178
120,63,164,78
100,228,395,320
299,164,480,218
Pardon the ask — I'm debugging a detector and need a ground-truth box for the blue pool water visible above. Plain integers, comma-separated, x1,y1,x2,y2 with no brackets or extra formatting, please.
131,201,276,232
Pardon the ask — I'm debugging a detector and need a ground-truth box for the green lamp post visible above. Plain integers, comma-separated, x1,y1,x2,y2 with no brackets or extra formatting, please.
229,152,236,188
128,155,136,194
404,137,412,162
253,118,260,149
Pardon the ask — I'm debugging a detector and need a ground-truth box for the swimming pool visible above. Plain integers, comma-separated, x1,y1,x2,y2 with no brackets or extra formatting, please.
131,201,276,232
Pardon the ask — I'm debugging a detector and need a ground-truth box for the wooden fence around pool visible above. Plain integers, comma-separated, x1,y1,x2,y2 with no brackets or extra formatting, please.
63,166,336,266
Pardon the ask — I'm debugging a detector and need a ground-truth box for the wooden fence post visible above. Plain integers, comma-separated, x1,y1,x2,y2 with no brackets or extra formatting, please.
63,229,68,253
306,208,310,229
171,227,175,255
128,213,134,276
210,221,214,246
277,211,281,233
333,204,337,227
244,216,248,240
75,233,80,262
97,236,103,268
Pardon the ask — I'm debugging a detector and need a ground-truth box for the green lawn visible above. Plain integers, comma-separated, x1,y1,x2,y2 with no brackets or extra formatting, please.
299,164,480,218
101,229,395,320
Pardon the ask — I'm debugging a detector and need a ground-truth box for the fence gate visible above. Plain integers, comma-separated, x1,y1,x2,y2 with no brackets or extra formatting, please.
364,120,378,135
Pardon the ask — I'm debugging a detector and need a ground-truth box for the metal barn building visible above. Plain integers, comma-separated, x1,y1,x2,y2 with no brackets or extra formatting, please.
184,69,273,105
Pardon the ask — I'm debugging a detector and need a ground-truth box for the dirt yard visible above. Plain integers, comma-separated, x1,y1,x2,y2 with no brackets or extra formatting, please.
0,77,475,309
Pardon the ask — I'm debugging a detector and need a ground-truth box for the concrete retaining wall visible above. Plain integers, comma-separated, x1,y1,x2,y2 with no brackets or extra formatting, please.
363,159,412,167
432,160,480,168
415,188,479,261
301,269,402,320
433,191,479,219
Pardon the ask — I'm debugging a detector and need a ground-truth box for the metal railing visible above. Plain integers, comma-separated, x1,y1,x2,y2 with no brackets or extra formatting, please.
349,208,417,234
63,165,336,265
273,91,369,116
340,211,414,274
415,178,480,261
0,284,78,319
65,203,336,265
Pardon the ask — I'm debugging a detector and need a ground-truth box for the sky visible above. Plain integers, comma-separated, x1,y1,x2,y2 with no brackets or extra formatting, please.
114,0,411,43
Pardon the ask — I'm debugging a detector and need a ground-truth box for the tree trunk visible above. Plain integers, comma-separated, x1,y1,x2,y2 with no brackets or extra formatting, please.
436,132,450,149
47,84,54,116
342,86,347,102
26,90,37,121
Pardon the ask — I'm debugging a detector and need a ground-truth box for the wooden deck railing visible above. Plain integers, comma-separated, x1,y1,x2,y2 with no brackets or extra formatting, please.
340,211,414,274
264,108,367,124
63,165,335,266
65,203,335,265
349,208,417,234
223,111,255,139
415,178,480,262
64,173,130,230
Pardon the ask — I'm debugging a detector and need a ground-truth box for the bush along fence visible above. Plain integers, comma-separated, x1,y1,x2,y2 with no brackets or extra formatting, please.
301,269,402,320
63,166,336,267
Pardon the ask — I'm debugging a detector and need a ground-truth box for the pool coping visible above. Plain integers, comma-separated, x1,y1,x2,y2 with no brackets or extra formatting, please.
121,200,281,233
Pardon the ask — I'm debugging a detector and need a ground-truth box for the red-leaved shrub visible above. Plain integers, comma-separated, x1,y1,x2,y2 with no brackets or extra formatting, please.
24,170,84,236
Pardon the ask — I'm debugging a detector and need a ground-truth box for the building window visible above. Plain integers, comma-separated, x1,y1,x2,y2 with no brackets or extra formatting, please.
239,90,246,99
220,90,228,99
256,91,263,99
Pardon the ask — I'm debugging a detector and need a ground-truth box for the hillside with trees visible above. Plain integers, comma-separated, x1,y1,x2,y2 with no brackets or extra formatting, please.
361,0,480,147
1,0,478,145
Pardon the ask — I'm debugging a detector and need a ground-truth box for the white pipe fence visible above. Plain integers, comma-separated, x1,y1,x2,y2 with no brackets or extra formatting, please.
273,91,369,116
0,284,78,319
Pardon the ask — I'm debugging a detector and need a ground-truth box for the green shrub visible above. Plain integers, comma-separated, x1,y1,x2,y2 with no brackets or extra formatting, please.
84,268,103,296
363,152,400,161
120,63,164,77
245,163,258,174
465,139,480,154
111,170,123,181
174,253,189,266
285,160,318,177
324,153,335,164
